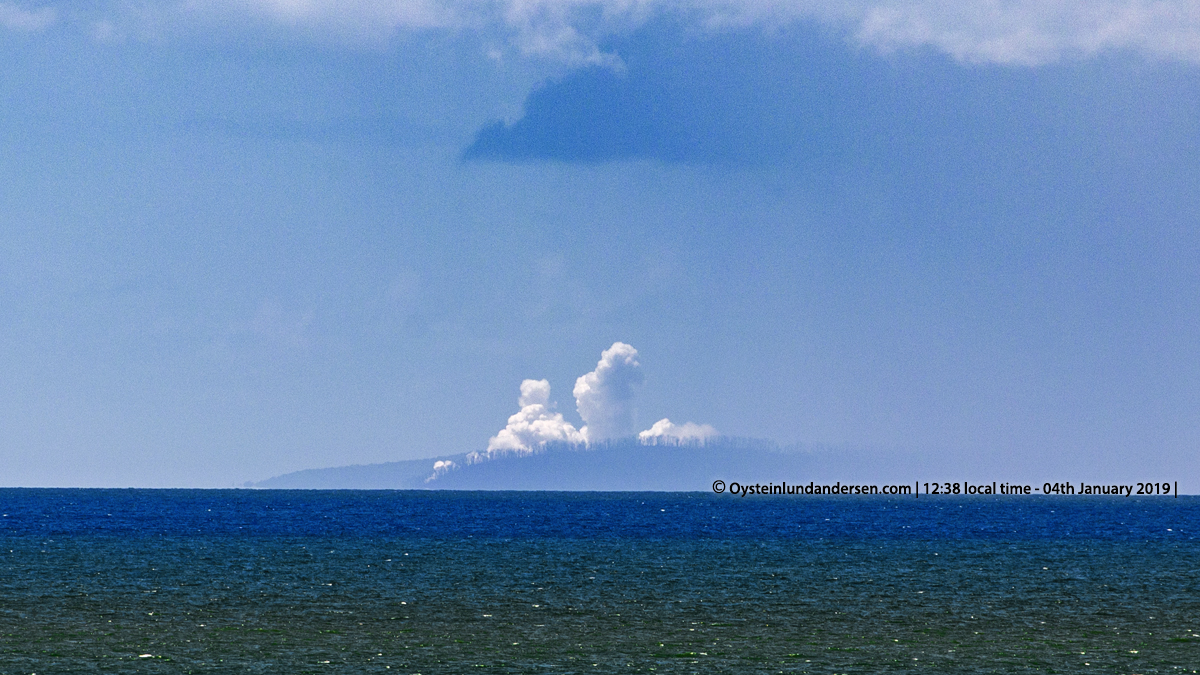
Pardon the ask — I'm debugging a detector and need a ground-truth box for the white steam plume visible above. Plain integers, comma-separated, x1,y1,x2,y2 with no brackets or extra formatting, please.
451,342,717,482
425,459,458,482
483,378,586,457
638,418,718,444
573,341,644,442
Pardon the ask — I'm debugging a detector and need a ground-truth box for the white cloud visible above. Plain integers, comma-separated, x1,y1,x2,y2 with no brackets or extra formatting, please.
484,378,586,456
242,0,1200,64
638,417,718,443
190,0,453,36
845,0,1200,65
0,2,55,31
52,0,1200,65
573,341,643,441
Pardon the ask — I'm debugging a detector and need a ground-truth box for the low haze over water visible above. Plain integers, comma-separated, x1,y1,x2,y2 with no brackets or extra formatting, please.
1,489,1197,672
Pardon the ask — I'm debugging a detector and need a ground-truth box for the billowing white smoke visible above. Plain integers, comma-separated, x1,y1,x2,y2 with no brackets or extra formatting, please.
483,379,586,456
638,418,718,444
461,342,717,479
573,341,644,442
425,459,458,483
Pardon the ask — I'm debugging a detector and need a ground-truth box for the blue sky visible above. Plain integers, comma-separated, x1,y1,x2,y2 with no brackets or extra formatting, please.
2,0,1199,487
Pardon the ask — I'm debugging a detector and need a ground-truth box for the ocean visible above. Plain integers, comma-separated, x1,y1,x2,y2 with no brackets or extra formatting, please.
1,489,1196,673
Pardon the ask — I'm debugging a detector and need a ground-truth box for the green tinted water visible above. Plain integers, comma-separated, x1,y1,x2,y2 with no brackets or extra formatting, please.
2,537,1196,673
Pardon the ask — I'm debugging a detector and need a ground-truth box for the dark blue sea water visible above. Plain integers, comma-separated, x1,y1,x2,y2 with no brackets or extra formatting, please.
1,490,1197,673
